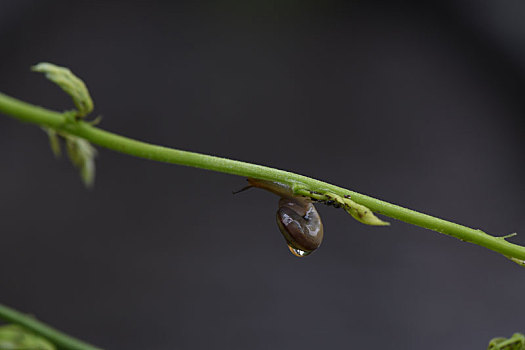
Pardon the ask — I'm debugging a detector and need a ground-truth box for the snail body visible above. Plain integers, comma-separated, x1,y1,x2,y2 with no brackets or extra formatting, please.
247,178,324,257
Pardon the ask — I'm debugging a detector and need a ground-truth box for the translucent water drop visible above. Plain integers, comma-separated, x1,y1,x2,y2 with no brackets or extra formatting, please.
287,245,312,257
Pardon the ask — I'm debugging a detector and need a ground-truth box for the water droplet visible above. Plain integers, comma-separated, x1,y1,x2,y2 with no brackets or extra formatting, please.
287,245,312,257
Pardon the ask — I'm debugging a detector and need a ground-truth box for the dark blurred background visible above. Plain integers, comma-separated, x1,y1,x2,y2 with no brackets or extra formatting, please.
1,0,524,349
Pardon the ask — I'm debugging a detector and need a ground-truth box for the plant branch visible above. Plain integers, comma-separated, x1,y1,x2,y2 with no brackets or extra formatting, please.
0,91,524,264
0,303,102,350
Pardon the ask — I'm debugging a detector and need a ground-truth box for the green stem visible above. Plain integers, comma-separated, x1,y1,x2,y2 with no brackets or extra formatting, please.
0,304,101,350
0,91,524,263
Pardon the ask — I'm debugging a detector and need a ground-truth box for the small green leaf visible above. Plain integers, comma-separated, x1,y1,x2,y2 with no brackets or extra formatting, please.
340,196,390,226
505,256,525,267
295,189,389,226
44,127,62,158
498,233,518,240
65,135,97,188
489,338,507,349
32,62,94,118
488,333,525,350
0,324,56,350
42,126,98,188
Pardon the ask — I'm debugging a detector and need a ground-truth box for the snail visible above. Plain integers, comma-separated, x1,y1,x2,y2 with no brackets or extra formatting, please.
245,178,324,257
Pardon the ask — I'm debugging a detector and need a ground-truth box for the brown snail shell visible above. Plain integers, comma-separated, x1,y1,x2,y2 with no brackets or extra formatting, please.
247,178,324,257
